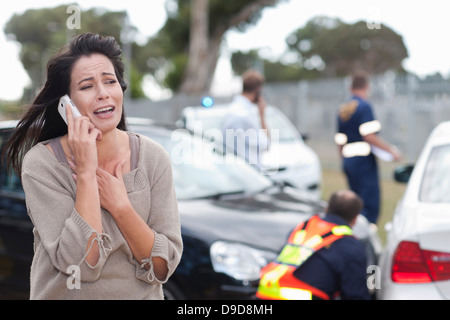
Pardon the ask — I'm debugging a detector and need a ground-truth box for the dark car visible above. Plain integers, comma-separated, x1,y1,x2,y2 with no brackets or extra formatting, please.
0,121,33,299
0,119,381,300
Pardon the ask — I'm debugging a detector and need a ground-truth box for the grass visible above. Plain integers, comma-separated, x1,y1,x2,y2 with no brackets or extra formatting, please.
320,165,407,245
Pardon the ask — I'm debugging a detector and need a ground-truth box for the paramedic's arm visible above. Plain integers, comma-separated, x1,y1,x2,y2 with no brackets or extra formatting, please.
363,133,402,161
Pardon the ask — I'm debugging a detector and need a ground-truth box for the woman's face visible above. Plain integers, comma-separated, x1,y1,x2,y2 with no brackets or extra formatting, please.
69,53,123,133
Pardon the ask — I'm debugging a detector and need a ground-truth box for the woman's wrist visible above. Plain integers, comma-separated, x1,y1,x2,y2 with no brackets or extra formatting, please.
109,201,134,220
75,170,97,182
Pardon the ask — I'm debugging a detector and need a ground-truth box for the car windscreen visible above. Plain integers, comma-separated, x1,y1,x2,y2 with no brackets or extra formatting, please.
420,144,450,202
133,127,273,200
190,107,300,143
265,109,300,142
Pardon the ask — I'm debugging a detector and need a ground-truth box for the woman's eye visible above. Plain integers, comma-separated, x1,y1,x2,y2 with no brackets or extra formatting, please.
80,85,92,90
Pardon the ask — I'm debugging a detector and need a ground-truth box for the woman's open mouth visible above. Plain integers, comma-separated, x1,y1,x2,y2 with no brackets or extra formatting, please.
93,106,115,117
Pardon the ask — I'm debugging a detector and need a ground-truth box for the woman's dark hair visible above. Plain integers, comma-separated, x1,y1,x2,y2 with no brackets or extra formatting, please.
3,33,128,176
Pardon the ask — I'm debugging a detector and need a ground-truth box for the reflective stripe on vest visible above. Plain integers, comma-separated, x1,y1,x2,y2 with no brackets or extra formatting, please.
256,215,353,300
257,264,314,300
342,141,371,158
335,120,382,158
335,132,372,158
279,215,352,267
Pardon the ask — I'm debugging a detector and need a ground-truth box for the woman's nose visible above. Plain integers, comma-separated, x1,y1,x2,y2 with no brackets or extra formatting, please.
96,84,110,101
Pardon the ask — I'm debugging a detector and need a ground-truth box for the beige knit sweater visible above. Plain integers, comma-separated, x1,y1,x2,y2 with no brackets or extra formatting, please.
21,132,182,300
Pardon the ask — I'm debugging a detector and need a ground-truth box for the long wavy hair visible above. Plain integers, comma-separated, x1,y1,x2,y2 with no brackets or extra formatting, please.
3,33,128,177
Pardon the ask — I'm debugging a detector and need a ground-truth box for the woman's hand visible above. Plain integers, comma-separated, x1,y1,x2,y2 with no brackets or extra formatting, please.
96,160,131,215
66,103,102,176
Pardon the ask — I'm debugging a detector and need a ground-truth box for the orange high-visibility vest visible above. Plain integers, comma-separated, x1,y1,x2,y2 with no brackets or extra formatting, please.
256,215,353,300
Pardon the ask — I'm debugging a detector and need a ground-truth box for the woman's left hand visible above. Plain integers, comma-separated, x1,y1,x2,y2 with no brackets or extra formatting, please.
96,160,131,215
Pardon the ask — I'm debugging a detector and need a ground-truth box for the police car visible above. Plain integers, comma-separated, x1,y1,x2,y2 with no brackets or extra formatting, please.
178,102,322,198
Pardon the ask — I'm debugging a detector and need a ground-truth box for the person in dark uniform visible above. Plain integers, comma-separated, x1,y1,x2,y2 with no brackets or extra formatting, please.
335,70,401,224
257,190,370,300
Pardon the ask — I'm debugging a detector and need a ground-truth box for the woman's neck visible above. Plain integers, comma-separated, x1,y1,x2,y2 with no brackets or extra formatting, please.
96,129,129,173
59,128,130,175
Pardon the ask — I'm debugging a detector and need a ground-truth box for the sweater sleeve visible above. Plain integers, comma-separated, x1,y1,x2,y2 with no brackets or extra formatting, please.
22,145,112,282
135,140,183,285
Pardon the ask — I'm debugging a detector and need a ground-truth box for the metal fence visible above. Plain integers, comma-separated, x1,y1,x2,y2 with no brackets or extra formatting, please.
126,72,450,165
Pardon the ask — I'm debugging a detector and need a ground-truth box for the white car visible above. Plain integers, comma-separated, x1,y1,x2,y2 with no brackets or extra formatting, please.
178,104,322,198
378,121,450,300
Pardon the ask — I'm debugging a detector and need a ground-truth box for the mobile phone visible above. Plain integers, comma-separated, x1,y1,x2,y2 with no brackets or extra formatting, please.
58,94,81,124
253,90,261,104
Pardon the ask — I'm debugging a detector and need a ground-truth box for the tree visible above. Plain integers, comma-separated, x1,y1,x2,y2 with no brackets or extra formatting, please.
286,16,409,77
140,0,285,94
179,0,209,94
4,5,145,100
230,16,408,83
231,49,321,82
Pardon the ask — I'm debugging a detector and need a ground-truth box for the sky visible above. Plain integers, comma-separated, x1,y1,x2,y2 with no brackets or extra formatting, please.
0,0,449,100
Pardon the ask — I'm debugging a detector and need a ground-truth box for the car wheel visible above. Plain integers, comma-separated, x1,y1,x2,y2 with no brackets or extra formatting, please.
163,281,186,300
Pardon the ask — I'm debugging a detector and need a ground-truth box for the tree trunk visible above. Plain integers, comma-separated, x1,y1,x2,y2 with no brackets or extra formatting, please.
180,0,282,95
180,0,210,95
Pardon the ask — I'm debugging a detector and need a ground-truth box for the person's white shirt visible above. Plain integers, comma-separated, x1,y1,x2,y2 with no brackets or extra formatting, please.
220,95,269,169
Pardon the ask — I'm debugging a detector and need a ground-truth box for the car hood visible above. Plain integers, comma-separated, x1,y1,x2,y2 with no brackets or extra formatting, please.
177,187,325,253
261,141,318,169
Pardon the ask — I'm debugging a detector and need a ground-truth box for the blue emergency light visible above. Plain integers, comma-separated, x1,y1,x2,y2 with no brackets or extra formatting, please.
201,96,214,108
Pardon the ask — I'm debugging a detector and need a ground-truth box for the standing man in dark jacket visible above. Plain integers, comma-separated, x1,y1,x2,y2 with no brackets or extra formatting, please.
335,70,401,224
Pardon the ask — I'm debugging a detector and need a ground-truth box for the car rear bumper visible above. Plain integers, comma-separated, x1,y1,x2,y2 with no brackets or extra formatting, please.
377,282,444,300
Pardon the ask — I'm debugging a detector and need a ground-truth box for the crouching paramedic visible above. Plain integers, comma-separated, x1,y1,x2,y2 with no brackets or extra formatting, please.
257,190,370,300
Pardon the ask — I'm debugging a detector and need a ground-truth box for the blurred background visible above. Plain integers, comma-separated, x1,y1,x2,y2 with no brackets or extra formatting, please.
1,0,449,241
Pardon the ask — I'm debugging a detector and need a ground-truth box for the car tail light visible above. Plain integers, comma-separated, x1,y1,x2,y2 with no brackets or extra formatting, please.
423,249,450,282
392,241,431,283
392,241,450,283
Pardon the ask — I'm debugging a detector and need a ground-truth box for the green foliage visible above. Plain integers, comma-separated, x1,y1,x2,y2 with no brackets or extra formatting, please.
4,5,134,99
231,50,320,82
128,63,146,99
231,15,409,82
4,1,300,96
231,50,260,75
144,0,283,91
4,5,69,80
164,54,188,90
286,16,409,77
208,0,274,33
264,60,320,82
